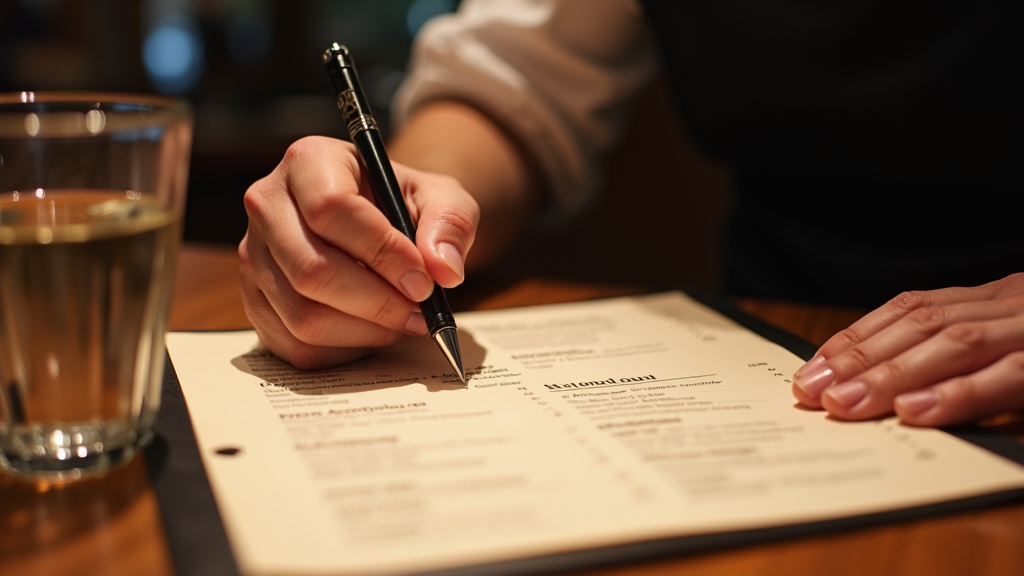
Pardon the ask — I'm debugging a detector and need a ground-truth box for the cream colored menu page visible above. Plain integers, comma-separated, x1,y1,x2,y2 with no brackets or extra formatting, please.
166,292,1024,576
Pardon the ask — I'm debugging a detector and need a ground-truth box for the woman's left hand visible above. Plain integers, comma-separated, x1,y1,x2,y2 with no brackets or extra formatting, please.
792,273,1024,426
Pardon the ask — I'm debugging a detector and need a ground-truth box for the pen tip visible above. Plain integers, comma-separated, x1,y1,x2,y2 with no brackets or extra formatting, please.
432,327,466,384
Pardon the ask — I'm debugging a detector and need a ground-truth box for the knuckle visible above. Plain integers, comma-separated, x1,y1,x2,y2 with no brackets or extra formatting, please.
888,290,926,314
875,359,908,386
437,204,479,238
303,189,347,231
287,254,331,297
833,326,869,348
371,295,407,327
905,306,946,334
423,175,480,227
942,323,986,350
841,345,873,372
242,179,270,219
281,136,319,167
363,230,406,271
286,302,330,344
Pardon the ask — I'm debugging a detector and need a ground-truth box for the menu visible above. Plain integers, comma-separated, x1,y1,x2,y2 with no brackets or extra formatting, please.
165,291,1024,576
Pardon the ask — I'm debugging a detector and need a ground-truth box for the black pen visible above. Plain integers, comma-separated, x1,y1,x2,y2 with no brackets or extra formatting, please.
323,43,466,383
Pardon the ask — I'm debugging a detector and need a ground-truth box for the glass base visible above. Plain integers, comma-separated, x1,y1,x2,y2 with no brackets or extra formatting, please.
0,421,151,482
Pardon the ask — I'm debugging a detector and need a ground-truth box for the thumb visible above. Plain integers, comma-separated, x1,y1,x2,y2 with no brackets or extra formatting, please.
406,172,479,289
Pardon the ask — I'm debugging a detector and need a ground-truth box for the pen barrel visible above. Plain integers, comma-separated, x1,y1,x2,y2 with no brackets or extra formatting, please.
351,129,417,241
325,46,457,338
347,114,456,335
325,60,415,240
352,130,456,335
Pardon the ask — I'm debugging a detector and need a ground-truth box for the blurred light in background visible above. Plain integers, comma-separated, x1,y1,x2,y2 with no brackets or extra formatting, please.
143,15,205,94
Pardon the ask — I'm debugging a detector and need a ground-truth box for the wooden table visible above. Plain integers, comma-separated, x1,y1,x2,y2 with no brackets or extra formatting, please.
1,243,1021,576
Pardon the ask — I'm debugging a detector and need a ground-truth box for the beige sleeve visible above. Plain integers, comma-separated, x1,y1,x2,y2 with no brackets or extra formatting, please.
392,0,657,224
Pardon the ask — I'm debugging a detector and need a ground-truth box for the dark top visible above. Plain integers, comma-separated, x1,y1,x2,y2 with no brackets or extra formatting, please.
641,0,1023,308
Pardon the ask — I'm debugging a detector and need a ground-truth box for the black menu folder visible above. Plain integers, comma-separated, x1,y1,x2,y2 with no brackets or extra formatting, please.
145,291,1024,576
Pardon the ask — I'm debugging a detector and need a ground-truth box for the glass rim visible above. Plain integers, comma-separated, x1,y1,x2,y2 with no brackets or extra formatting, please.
0,91,192,139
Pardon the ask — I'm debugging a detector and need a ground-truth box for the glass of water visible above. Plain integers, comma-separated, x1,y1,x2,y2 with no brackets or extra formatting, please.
0,92,192,481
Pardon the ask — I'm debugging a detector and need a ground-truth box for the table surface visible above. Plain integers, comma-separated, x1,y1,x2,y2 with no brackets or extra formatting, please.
1,243,1022,576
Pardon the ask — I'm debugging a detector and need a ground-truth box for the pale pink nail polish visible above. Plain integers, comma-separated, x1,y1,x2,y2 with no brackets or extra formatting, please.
896,389,938,415
795,355,825,378
405,311,427,335
794,363,834,397
825,381,869,408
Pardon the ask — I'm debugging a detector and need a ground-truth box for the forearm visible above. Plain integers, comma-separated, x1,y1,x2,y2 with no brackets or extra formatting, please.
388,100,541,272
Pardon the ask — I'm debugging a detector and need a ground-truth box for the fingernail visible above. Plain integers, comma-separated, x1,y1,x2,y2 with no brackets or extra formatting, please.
405,311,427,335
825,381,869,408
436,242,465,281
895,389,938,415
795,355,825,378
398,269,433,301
794,363,834,397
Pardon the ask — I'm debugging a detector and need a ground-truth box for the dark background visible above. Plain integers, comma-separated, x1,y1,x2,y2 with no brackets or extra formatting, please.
0,0,730,290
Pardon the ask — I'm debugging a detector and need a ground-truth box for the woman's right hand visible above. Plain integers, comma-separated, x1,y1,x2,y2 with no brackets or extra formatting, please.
238,136,479,370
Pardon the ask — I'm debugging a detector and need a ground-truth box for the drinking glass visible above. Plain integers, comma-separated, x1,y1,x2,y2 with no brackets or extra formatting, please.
0,92,192,481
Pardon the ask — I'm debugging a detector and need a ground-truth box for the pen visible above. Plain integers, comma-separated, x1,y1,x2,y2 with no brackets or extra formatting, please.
323,43,466,383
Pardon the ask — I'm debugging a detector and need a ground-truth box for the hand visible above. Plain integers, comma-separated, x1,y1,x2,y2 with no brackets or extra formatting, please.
238,136,479,370
792,273,1024,426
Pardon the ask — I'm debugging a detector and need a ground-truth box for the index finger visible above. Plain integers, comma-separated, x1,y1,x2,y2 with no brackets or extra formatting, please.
815,282,1007,362
284,137,435,302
